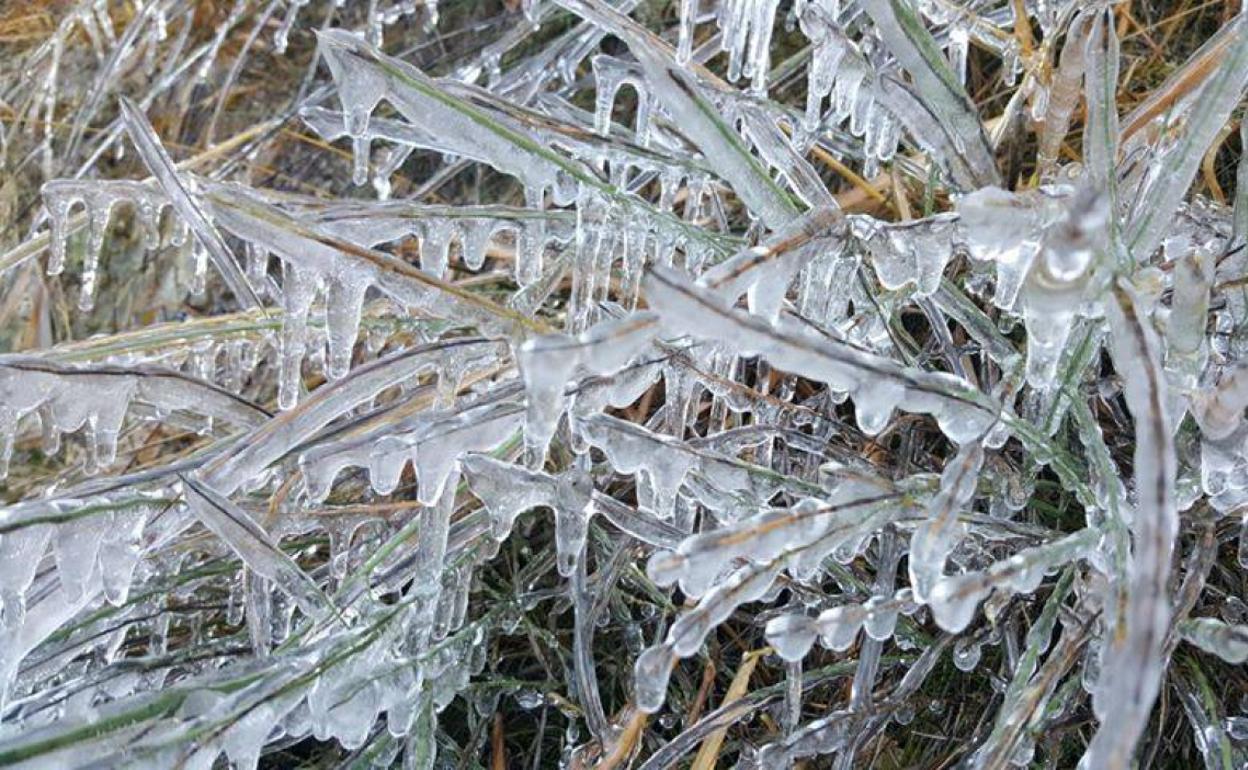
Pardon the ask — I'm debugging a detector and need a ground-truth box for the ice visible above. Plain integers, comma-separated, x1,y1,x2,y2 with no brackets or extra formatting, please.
648,469,895,597
861,0,998,189
42,179,167,296
0,525,51,631
798,2,849,131
633,563,778,712
632,643,675,713
952,636,983,672
517,313,658,464
955,185,1069,311
4,3,1248,767
1084,281,1178,769
591,55,652,141
1180,618,1248,664
698,206,844,321
927,528,1096,633
765,614,818,662
1019,187,1109,389
118,98,259,309
1165,245,1214,392
1194,363,1248,441
558,0,801,229
299,377,515,503
1125,17,1248,261
643,267,1000,445
856,213,958,298
462,455,594,575
579,414,698,520
0,356,266,478
909,442,983,603
183,475,334,618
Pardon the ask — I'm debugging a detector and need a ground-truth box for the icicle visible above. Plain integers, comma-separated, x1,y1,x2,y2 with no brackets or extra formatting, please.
517,313,658,466
909,442,983,603
42,180,170,304
1019,187,1108,389
278,262,319,409
856,214,958,298
592,56,650,139
798,3,848,131
580,414,697,520
643,267,1000,445
0,525,52,630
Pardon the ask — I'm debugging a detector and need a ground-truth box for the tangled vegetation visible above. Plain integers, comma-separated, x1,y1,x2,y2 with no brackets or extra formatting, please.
0,0,1246,767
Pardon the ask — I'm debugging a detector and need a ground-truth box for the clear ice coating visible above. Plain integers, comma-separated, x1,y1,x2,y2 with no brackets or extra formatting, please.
0,1,1246,768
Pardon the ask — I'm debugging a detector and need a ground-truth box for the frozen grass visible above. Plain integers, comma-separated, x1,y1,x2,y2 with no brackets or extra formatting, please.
0,0,1246,767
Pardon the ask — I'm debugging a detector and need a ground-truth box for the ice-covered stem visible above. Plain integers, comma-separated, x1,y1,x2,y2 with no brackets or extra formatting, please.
1125,13,1248,261
206,180,532,400
578,413,808,524
908,441,983,603
766,585,919,663
1081,9,1119,192
932,280,1021,366
588,492,685,549
970,568,1075,769
756,637,952,767
1224,121,1248,331
553,0,803,229
206,183,549,337
1236,121,1248,250
517,313,658,465
181,474,336,619
314,26,728,271
19,116,279,278
860,0,999,190
318,27,577,201
1037,11,1093,177
0,596,415,767
117,97,261,309
1166,247,1214,384
647,469,901,598
979,615,1091,770
698,205,844,322
926,528,1098,634
202,337,497,496
299,394,523,506
1179,617,1248,664
1070,397,1130,648
1171,658,1244,770
1083,282,1177,770
636,487,908,713
642,266,1000,444
567,551,608,743
0,356,268,478
1193,362,1248,441
848,528,898,714
402,487,456,654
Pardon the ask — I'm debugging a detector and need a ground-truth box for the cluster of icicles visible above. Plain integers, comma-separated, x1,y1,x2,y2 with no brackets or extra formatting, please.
2,0,1248,768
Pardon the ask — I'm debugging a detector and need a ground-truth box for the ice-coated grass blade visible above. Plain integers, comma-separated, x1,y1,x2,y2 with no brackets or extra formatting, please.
117,97,263,310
